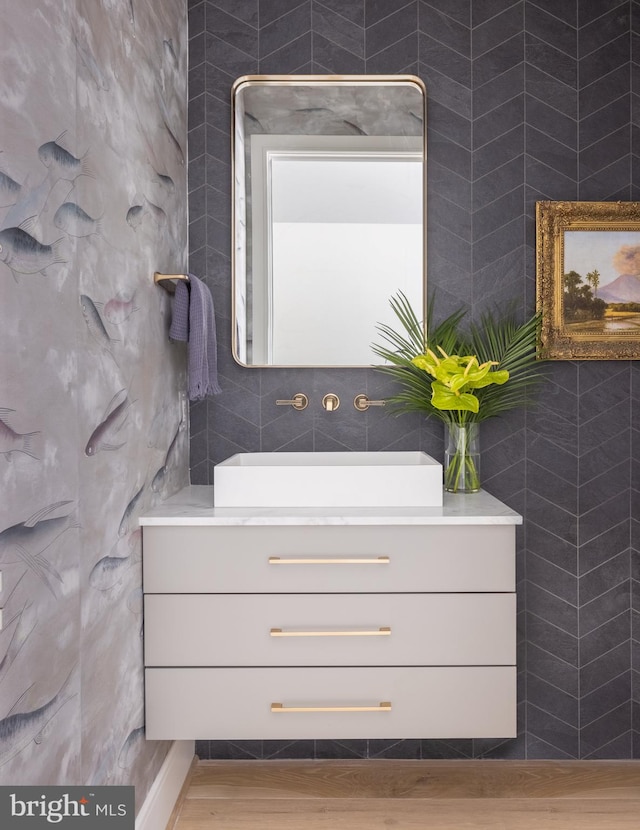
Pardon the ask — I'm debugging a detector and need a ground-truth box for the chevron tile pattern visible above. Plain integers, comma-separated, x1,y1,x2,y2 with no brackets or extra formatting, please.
523,0,636,760
576,3,633,760
420,0,472,324
188,0,639,759
577,361,632,759
633,358,640,756
631,2,640,760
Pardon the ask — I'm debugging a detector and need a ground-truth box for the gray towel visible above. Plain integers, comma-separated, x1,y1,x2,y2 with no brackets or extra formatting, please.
169,274,222,400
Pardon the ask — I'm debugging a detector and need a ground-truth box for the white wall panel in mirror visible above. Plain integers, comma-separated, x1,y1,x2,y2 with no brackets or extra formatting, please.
232,76,426,367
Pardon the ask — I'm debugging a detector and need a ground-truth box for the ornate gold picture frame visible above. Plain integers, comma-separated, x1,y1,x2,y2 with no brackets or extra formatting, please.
536,200,640,359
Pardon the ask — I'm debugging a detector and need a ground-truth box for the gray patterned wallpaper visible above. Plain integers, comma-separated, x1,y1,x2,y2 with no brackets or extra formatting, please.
189,0,640,760
1,0,188,810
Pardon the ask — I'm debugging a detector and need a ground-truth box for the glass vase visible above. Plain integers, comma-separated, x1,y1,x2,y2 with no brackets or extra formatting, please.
444,422,481,493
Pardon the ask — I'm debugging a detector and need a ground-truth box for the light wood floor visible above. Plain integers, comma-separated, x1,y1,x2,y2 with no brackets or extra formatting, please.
169,759,640,829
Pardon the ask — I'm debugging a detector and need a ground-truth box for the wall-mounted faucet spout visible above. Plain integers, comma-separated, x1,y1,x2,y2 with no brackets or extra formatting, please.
322,393,340,412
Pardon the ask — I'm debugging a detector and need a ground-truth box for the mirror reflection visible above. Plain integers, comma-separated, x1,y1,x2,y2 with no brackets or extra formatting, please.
232,76,426,367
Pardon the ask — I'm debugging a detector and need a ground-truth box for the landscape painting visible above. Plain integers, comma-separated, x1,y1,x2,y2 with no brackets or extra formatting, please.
536,201,640,359
563,230,640,332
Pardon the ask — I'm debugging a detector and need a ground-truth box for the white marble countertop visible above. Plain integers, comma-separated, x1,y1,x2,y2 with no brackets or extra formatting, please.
140,485,522,526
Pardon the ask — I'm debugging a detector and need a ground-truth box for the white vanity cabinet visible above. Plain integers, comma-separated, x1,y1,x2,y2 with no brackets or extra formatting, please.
141,486,521,742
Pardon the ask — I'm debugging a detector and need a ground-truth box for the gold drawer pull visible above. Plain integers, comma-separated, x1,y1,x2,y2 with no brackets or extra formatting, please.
270,626,391,638
271,701,392,713
268,556,390,565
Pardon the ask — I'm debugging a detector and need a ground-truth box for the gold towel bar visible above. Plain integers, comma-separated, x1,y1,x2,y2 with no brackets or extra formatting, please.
154,272,190,294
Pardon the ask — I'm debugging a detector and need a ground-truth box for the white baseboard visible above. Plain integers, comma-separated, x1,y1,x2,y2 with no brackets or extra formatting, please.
136,740,195,830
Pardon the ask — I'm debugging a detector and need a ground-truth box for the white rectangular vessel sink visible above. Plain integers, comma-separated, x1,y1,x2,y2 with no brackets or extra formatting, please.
213,451,443,508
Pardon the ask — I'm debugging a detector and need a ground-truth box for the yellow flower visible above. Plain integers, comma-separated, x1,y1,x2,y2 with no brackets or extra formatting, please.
411,352,509,414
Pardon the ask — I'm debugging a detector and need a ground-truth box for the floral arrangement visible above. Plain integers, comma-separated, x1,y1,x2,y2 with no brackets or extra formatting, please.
411,349,509,414
373,293,544,492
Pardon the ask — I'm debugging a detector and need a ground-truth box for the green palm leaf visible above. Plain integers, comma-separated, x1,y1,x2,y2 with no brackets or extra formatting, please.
372,293,545,424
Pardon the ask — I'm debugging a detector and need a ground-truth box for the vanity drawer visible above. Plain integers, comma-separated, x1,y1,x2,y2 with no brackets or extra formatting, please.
145,666,517,740
143,525,515,594
144,592,516,667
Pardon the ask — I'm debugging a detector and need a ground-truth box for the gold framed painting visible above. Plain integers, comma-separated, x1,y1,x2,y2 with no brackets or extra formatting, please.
536,200,640,359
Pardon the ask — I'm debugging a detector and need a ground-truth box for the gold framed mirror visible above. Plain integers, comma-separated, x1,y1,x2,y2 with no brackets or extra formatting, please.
231,74,427,368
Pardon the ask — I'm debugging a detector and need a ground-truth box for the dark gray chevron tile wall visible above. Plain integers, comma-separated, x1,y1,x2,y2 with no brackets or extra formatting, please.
188,0,640,760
